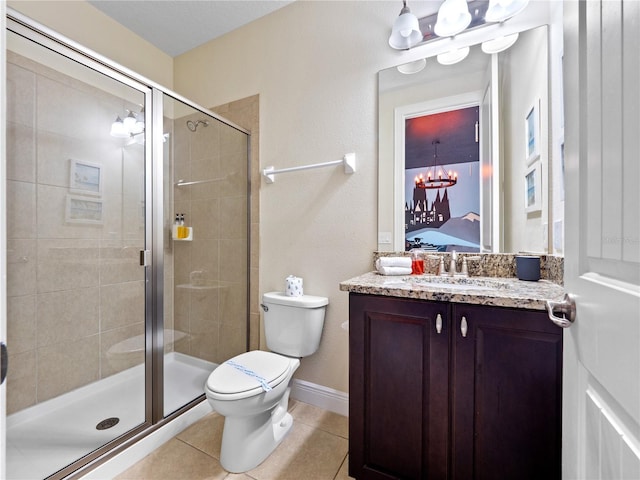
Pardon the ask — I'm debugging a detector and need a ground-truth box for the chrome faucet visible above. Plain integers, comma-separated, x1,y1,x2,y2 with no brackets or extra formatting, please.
449,250,458,276
428,252,481,277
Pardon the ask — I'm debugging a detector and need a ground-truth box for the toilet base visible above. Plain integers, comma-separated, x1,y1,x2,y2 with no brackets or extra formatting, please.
219,387,293,473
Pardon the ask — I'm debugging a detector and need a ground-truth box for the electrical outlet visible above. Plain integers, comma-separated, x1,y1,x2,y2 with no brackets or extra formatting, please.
378,232,392,244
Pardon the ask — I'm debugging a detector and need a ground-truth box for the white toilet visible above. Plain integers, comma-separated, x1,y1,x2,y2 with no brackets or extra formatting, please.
204,291,328,473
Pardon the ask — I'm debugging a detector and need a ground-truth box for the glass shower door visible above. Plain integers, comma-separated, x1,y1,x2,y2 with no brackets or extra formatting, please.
162,93,249,417
5,27,150,479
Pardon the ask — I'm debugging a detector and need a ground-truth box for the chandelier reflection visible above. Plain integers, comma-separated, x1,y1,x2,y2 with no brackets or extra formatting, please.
414,140,458,189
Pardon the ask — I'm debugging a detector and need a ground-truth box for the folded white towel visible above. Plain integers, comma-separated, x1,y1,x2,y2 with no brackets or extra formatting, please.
376,266,412,276
376,257,412,268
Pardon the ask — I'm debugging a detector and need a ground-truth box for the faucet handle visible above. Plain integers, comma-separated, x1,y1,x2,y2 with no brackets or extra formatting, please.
460,256,481,277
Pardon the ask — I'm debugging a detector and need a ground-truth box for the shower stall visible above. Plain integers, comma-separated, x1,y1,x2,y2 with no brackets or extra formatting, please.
4,11,250,480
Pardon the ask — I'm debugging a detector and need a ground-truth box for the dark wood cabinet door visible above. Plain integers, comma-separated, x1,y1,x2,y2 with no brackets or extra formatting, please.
349,294,450,480
451,304,562,480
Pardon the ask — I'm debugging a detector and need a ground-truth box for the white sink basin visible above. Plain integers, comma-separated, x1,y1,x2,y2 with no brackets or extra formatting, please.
404,276,512,291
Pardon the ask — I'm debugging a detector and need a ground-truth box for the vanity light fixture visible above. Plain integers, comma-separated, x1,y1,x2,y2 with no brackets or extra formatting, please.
388,0,530,52
434,0,472,38
437,46,470,65
481,32,519,54
485,0,529,23
388,0,423,50
110,116,129,138
397,58,427,74
415,140,458,189
110,107,145,138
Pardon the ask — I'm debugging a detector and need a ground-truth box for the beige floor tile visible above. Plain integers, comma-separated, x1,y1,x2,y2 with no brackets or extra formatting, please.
247,421,348,480
290,402,349,439
223,474,256,480
114,438,226,480
177,411,224,459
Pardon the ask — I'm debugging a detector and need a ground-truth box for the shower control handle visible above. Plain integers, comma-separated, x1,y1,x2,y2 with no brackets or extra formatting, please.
1,342,7,385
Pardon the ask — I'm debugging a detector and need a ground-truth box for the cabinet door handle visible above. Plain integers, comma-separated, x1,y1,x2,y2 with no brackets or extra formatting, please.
460,316,468,338
436,314,442,334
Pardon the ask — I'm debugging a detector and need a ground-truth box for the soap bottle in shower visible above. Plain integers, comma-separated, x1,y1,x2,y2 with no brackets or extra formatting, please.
178,213,188,239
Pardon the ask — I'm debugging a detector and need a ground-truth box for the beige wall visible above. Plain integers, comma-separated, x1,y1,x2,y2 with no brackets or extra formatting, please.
7,0,173,88
173,1,407,393
502,26,549,253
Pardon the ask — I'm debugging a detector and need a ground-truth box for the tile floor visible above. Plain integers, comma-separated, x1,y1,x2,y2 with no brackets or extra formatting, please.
115,401,353,480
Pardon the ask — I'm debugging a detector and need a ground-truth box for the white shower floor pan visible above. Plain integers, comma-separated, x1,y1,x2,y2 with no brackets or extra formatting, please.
6,352,215,480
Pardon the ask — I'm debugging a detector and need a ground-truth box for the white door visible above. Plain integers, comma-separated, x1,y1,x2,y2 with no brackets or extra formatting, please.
562,0,640,478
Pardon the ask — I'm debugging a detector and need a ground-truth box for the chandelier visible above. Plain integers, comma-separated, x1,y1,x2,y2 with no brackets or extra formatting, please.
414,140,458,189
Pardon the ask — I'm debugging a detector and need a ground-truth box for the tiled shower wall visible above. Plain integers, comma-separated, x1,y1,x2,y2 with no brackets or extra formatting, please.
6,52,147,415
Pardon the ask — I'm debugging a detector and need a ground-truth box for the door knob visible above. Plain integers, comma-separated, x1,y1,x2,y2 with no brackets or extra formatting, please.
546,293,576,328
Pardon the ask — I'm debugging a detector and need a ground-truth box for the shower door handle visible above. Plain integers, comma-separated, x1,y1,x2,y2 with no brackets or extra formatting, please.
140,250,151,267
1,342,7,385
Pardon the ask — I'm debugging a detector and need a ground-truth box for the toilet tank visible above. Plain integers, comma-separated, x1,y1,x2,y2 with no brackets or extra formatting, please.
262,292,328,357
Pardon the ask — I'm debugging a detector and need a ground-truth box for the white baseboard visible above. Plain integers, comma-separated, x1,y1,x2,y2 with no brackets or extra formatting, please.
80,401,213,480
290,379,349,417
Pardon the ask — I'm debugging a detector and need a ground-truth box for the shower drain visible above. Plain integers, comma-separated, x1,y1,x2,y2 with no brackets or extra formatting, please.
96,417,120,430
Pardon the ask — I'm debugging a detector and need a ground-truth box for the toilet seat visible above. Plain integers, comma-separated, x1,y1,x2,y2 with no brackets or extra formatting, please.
206,351,293,401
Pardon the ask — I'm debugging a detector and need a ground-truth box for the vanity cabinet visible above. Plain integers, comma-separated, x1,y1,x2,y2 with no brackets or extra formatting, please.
349,293,562,480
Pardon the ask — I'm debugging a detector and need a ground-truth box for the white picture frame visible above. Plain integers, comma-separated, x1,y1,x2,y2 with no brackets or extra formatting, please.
69,159,102,196
525,99,540,165
524,162,542,213
65,194,103,224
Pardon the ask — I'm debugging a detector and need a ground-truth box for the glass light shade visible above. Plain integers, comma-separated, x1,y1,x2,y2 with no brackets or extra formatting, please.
485,0,529,23
437,46,470,65
481,32,519,54
389,5,423,50
134,119,145,133
123,111,137,131
434,0,472,37
110,116,129,138
397,58,427,74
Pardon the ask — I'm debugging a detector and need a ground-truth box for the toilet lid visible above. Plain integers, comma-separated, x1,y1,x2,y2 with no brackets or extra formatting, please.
206,351,291,396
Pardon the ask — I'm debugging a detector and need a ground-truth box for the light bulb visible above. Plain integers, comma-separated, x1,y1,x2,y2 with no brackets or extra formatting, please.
110,116,129,138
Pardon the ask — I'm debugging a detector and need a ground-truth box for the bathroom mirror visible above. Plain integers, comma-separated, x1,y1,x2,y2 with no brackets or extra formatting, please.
378,24,565,254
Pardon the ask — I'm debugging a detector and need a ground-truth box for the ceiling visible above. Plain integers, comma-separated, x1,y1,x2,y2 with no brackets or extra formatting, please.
88,0,295,57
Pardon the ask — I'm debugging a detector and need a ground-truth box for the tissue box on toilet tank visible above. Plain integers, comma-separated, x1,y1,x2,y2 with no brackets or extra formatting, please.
285,275,303,296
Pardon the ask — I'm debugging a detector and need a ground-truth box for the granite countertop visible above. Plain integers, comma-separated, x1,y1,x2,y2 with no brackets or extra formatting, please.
339,271,566,311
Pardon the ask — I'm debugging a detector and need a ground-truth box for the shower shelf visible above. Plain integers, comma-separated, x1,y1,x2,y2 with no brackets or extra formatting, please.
171,225,193,241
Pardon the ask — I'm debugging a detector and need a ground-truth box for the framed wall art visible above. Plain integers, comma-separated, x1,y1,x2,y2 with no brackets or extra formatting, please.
69,159,102,196
65,194,103,224
525,99,540,165
524,162,542,213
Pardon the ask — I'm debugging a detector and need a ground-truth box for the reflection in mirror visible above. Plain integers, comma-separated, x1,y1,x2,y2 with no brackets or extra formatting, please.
378,23,565,255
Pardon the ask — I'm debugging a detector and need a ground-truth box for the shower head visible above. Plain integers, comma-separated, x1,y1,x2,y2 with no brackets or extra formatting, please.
186,119,209,132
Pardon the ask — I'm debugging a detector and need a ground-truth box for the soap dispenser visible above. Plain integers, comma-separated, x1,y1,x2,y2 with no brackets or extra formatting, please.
410,249,425,275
